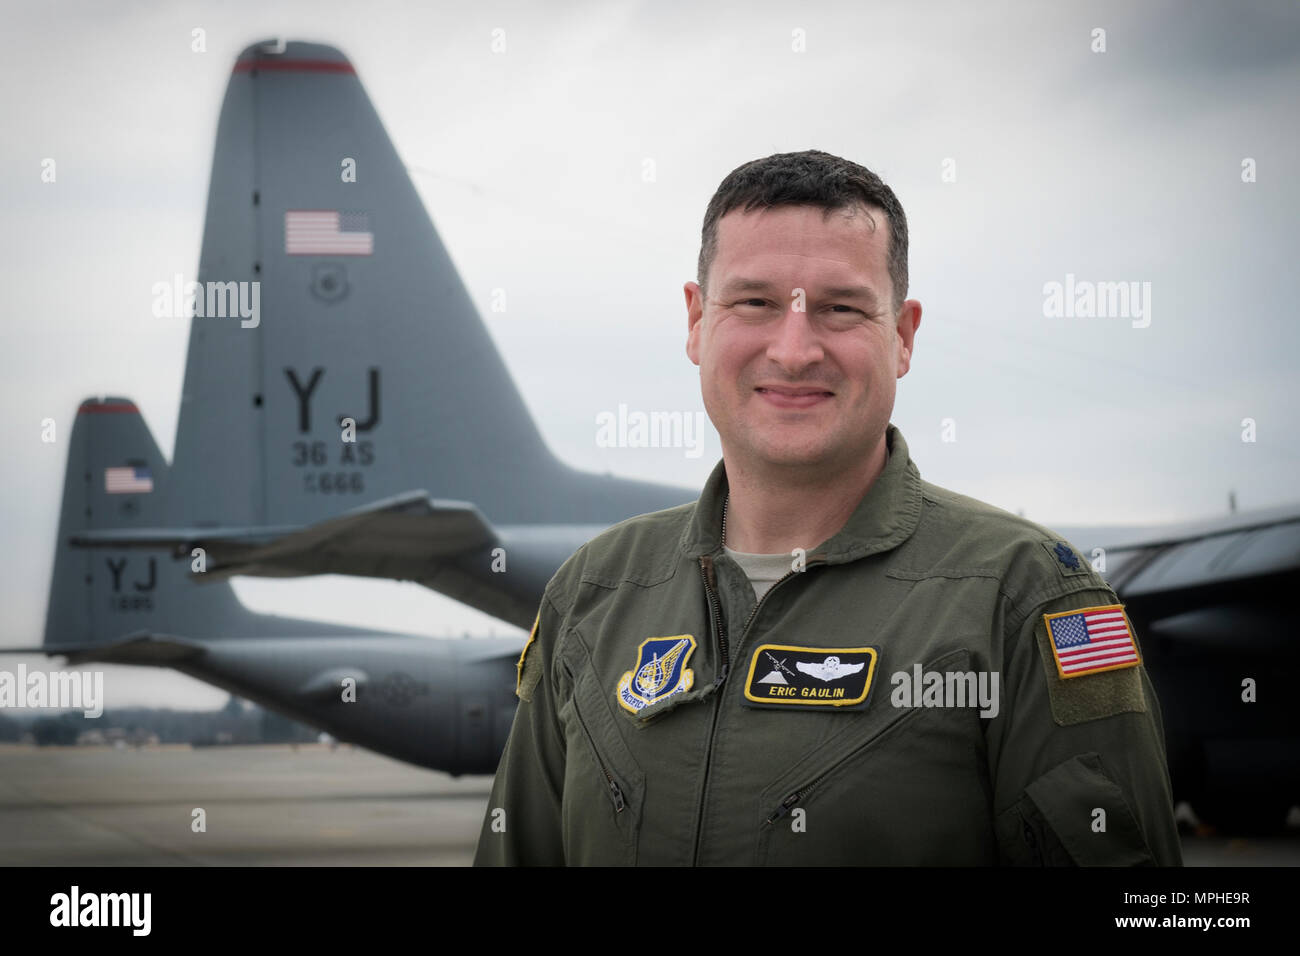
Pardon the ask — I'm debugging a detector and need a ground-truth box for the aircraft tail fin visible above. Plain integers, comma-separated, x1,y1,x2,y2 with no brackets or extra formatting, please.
167,39,692,535
43,398,373,654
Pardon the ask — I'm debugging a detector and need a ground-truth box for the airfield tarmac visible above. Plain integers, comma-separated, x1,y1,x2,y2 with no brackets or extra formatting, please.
0,744,1295,866
0,743,489,865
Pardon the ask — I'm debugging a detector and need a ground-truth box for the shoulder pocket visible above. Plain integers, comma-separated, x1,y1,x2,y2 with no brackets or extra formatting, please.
999,752,1155,866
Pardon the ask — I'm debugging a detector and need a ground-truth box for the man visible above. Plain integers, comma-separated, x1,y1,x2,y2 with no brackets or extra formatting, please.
474,150,1182,866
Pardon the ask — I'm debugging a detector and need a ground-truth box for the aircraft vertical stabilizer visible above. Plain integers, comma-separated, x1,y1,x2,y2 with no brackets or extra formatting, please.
44,397,379,659
168,39,692,534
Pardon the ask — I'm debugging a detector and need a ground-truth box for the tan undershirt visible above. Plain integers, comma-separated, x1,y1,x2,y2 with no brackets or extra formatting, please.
723,546,795,603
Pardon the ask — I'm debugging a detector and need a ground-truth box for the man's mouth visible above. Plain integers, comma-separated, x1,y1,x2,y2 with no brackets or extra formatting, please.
756,386,834,409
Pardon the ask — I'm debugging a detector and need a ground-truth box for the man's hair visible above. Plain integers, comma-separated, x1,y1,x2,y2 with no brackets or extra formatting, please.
696,149,909,315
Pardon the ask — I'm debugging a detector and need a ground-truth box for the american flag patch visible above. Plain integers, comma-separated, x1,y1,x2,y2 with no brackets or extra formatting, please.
285,210,373,255
1043,604,1140,678
104,465,153,494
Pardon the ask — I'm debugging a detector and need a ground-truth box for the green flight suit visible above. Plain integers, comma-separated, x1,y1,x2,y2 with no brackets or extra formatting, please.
474,424,1183,866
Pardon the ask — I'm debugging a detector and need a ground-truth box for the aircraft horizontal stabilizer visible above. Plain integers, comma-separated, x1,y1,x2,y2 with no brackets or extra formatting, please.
69,524,294,552
202,493,496,580
46,632,207,667
72,491,497,582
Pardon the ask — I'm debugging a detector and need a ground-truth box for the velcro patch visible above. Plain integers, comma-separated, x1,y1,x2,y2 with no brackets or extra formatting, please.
515,612,541,701
743,644,878,709
1042,604,1141,679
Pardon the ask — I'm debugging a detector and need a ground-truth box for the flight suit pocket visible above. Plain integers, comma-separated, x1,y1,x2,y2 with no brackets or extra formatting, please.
557,641,646,865
756,648,981,865
998,752,1155,866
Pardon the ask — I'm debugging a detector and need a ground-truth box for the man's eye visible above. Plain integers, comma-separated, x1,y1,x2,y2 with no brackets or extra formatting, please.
828,304,859,314
736,298,769,308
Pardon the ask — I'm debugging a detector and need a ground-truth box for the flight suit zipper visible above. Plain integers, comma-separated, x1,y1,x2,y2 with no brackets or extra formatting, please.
766,791,804,825
700,557,728,685
763,705,925,824
567,679,626,813
691,552,823,863
1021,811,1043,865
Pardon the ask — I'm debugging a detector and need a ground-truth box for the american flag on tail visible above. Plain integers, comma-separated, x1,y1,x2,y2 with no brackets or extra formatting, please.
104,465,153,494
285,210,373,255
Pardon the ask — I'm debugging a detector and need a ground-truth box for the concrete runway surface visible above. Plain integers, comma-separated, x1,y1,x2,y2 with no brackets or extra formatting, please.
0,744,1295,866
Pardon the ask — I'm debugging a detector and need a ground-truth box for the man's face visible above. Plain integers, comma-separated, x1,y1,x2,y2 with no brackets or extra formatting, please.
685,203,921,477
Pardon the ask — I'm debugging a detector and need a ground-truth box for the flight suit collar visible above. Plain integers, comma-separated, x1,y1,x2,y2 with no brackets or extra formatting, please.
679,422,923,564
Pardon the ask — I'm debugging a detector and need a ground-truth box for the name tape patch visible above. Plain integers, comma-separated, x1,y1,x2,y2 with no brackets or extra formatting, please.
743,644,878,709
1042,604,1141,679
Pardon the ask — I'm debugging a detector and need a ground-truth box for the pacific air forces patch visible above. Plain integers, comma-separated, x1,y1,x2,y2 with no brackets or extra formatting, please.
743,644,878,709
616,635,696,714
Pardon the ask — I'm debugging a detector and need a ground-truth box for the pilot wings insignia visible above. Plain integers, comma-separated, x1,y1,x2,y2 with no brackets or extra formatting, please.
795,655,866,682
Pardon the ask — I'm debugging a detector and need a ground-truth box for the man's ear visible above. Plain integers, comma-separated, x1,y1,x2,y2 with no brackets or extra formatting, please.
685,281,705,366
895,299,921,378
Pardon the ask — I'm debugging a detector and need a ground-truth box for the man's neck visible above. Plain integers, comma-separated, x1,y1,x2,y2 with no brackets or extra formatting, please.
722,434,889,555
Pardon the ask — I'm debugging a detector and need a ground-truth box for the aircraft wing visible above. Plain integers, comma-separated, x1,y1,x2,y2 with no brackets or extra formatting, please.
1075,501,1300,600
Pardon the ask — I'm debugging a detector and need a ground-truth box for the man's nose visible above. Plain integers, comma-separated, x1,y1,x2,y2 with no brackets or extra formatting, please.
766,306,825,371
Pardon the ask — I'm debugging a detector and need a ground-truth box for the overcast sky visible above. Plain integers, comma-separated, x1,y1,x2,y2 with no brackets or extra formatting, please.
2,0,1297,708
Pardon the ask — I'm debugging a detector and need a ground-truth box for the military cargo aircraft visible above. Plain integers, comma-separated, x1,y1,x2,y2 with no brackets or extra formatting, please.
20,38,694,777
37,397,526,775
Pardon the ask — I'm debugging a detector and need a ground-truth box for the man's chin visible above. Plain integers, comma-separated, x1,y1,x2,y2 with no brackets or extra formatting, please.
746,444,839,471
730,431,880,475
